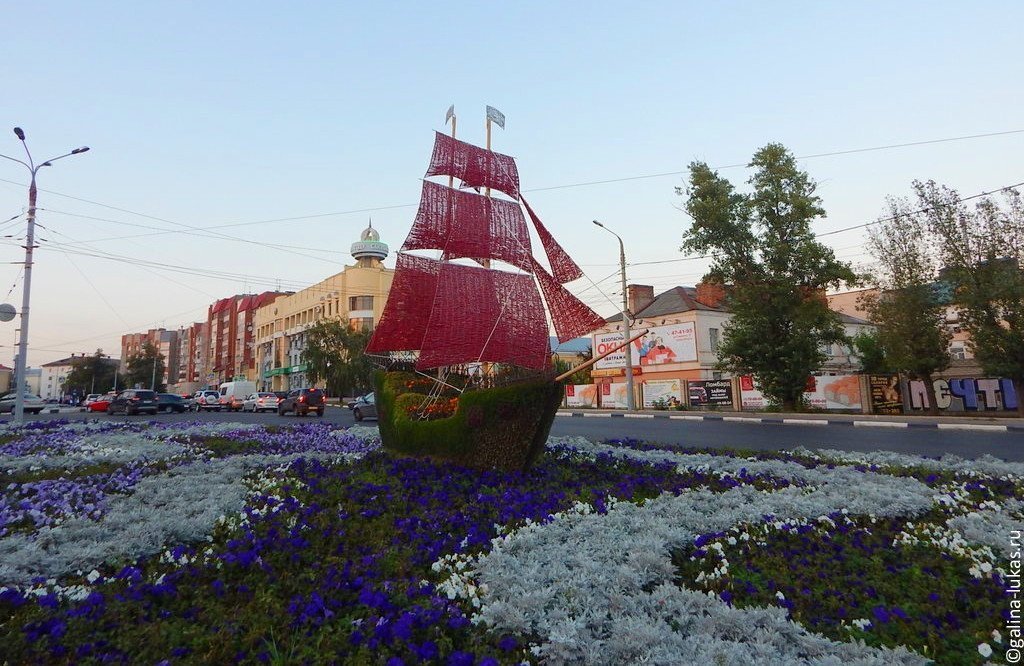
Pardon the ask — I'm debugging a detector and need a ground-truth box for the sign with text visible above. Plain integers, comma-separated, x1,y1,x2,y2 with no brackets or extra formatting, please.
906,377,1018,412
594,322,697,370
642,379,682,409
565,384,598,408
868,375,903,415
740,375,862,410
600,382,630,409
688,379,734,407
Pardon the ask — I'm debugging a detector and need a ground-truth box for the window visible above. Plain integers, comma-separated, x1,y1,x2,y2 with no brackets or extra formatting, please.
349,317,374,332
950,343,967,361
708,327,719,352
349,295,374,311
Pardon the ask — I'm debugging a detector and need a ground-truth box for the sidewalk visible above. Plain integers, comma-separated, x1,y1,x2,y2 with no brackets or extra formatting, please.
555,408,1024,432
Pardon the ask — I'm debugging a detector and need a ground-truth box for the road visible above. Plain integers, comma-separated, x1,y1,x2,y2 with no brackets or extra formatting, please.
16,407,1024,462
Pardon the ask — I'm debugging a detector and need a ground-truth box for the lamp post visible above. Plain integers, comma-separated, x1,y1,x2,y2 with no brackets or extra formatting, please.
0,128,89,422
592,220,636,411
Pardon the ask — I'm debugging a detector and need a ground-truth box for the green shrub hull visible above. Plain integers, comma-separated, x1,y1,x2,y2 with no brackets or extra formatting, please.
375,372,563,472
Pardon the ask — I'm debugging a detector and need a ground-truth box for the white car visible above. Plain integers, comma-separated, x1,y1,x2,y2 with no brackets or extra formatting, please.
242,392,280,413
0,393,45,415
192,390,222,412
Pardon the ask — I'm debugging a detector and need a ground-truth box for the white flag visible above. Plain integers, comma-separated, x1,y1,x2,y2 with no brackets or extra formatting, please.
445,104,455,124
486,105,505,129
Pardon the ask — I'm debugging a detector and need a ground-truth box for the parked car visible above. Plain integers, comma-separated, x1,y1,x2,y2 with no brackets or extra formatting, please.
277,388,325,417
107,390,159,416
81,393,103,411
351,392,377,421
0,393,45,415
192,390,222,412
87,395,114,413
242,392,280,413
156,393,188,413
274,391,288,401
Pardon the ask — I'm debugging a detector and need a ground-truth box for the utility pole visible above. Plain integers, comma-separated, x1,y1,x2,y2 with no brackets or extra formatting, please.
592,220,636,410
0,128,89,422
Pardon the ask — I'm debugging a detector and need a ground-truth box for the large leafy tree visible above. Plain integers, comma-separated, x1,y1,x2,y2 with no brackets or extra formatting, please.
860,197,951,414
302,320,375,398
914,180,1024,416
125,342,166,392
62,350,123,396
679,143,857,411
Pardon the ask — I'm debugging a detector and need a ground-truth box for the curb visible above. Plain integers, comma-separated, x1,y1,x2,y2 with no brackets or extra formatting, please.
556,411,1021,433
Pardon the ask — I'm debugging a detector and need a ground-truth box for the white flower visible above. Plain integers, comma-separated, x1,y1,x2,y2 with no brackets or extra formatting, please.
992,629,1002,643
978,642,992,658
775,591,785,601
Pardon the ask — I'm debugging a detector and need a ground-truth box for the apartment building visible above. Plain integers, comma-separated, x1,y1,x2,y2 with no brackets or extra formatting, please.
120,329,179,387
171,322,207,393
205,292,289,387
253,224,394,391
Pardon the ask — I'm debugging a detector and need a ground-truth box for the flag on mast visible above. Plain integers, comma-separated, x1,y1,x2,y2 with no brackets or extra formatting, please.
486,105,505,129
445,104,455,124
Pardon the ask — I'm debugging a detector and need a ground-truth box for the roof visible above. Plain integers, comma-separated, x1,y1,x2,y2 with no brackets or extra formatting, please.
41,356,80,368
605,286,729,323
550,337,591,354
836,311,873,325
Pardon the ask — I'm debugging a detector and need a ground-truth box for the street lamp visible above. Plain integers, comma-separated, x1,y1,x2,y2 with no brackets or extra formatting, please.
0,128,89,421
592,220,636,411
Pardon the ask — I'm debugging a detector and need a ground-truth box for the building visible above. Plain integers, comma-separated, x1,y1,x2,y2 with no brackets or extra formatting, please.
205,292,289,387
827,287,982,377
0,363,11,394
40,356,79,401
120,328,180,387
591,283,874,402
171,322,207,394
253,223,394,391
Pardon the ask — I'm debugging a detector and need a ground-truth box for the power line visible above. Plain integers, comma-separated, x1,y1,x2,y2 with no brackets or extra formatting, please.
1,127,1021,247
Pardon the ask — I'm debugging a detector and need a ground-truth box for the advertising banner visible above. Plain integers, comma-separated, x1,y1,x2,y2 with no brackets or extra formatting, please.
564,384,598,408
593,331,636,370
594,322,697,370
740,375,862,410
600,382,630,409
868,375,903,415
642,379,683,409
688,379,734,407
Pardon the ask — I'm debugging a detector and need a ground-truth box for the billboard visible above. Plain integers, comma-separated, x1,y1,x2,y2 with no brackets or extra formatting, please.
565,384,598,408
594,322,697,370
905,377,1018,412
642,379,683,409
868,375,903,415
688,379,734,407
740,375,862,410
600,382,631,409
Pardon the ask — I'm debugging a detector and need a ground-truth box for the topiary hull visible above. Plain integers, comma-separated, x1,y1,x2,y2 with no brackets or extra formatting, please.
375,371,563,472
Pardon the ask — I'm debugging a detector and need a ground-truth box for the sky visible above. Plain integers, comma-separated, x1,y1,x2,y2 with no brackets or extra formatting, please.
2,1,1023,367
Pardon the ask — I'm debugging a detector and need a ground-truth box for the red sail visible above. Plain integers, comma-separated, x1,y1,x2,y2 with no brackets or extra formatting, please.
532,258,608,343
521,197,583,284
417,262,549,370
402,181,532,271
365,253,439,353
424,132,521,200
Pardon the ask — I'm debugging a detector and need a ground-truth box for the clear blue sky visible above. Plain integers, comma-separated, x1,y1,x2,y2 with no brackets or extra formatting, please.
2,1,1022,366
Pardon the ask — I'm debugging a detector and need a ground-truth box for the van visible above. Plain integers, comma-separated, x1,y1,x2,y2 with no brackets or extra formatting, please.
219,381,258,412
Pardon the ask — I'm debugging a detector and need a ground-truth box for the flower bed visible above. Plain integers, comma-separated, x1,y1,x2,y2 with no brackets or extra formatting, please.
0,421,1019,664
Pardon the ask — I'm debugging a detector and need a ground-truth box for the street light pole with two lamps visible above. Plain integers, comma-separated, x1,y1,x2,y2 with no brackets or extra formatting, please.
0,128,89,422
592,220,636,411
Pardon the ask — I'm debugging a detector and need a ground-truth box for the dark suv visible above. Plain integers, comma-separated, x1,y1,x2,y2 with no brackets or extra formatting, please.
277,388,325,417
108,390,158,415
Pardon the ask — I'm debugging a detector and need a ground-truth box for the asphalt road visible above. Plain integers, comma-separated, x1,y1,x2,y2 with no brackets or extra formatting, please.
16,406,1024,462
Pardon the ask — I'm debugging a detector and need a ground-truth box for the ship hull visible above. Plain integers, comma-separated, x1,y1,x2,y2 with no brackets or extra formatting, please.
375,371,563,472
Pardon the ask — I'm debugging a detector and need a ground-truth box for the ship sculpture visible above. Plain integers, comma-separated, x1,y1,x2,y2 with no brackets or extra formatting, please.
366,108,619,471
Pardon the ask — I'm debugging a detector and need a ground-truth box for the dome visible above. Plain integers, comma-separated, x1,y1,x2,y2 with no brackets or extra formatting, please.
351,220,388,263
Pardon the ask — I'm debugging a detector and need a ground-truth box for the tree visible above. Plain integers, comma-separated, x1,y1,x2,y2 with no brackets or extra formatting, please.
859,197,952,415
850,330,892,375
125,342,166,392
63,350,123,396
553,349,593,385
679,143,857,411
302,320,375,398
914,180,1024,416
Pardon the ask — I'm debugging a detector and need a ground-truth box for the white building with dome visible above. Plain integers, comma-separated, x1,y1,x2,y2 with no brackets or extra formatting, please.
251,222,394,392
